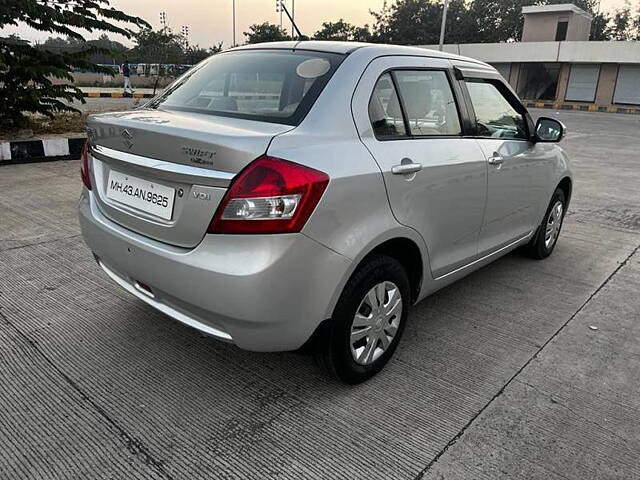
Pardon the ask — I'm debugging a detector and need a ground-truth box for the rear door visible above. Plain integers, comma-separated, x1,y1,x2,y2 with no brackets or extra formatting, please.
353,56,488,278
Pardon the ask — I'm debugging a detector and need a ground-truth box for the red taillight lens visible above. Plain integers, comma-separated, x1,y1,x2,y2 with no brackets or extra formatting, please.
208,156,329,234
80,140,92,190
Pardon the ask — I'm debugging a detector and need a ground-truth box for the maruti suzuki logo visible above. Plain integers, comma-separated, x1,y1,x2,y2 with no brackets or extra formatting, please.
121,129,134,149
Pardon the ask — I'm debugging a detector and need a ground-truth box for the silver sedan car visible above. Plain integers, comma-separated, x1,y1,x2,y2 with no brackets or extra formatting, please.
79,41,571,383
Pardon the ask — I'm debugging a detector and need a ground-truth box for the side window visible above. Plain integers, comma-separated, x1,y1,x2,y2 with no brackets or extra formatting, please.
394,71,462,136
368,73,407,139
466,80,528,140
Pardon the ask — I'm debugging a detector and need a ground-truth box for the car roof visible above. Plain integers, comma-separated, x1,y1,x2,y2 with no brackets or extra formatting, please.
229,41,492,69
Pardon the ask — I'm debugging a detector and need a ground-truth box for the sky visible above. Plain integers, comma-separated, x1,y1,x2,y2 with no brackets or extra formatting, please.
3,0,630,48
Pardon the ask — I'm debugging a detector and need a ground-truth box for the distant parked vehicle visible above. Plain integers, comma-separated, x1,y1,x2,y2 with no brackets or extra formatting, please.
79,42,572,383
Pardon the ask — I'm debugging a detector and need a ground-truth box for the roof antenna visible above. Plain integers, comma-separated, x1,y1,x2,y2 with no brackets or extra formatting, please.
276,0,305,41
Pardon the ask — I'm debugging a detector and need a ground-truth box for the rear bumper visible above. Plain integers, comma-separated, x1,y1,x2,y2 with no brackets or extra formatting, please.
79,190,352,351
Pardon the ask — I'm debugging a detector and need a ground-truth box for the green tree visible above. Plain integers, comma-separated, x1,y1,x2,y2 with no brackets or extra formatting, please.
130,28,185,65
0,0,148,127
464,0,525,42
314,19,372,41
244,22,291,44
88,34,127,65
590,12,611,41
37,34,128,64
368,0,630,45
183,43,224,65
370,0,473,44
606,1,637,40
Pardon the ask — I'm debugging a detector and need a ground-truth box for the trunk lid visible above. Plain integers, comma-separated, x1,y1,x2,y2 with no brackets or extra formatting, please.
87,108,293,247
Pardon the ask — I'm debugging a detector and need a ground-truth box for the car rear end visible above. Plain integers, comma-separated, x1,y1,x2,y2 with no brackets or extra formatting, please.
79,48,353,351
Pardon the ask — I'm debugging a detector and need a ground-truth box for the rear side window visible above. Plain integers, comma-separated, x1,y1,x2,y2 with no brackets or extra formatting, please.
466,80,528,140
368,69,462,139
369,73,407,138
149,50,344,126
394,71,461,136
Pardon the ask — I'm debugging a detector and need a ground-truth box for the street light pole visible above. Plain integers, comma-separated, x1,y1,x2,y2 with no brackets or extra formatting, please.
276,1,303,39
291,0,295,40
438,0,449,51
232,0,236,46
159,11,167,31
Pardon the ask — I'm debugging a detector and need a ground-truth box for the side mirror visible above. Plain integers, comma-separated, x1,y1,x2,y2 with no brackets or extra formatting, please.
535,117,566,143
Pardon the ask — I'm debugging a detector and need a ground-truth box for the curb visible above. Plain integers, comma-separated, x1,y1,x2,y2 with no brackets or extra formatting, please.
0,137,86,165
83,92,154,99
524,101,640,115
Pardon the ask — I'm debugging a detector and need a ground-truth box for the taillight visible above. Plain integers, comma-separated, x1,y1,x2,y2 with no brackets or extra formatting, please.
208,156,329,234
80,140,92,190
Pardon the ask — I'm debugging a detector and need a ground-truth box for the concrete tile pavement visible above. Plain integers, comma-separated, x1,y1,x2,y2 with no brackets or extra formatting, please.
0,110,638,479
420,248,640,480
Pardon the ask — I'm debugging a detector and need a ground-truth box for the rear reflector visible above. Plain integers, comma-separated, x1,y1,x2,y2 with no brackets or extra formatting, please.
208,156,329,234
80,141,92,190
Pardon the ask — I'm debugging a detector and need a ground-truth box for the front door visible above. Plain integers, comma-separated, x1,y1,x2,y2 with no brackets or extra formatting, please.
463,78,546,255
353,57,488,278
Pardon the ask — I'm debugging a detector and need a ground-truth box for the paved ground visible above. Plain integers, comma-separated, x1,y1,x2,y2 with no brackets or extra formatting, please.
0,110,639,479
80,87,160,94
72,96,144,114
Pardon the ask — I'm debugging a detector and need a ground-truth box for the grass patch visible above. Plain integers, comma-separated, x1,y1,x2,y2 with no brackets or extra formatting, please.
0,112,87,140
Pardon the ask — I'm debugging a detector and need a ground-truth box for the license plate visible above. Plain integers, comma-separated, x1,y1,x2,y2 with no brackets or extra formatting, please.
106,170,175,220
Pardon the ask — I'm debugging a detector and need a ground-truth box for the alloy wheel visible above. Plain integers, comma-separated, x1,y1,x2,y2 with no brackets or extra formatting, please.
545,200,564,249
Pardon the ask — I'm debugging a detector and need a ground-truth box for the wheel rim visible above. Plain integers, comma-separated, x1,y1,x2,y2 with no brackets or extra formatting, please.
544,200,564,249
350,281,402,366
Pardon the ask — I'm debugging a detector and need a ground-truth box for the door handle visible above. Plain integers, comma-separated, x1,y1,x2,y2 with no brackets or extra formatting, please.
488,153,504,165
391,160,422,175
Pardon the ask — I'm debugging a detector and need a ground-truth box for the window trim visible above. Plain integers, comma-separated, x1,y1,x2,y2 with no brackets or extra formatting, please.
461,77,532,142
368,67,466,142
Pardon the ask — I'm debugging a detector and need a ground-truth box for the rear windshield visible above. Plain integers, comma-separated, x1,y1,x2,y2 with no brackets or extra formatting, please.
148,49,345,126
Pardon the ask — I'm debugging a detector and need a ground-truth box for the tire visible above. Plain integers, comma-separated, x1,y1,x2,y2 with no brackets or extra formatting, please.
524,188,566,259
314,255,410,384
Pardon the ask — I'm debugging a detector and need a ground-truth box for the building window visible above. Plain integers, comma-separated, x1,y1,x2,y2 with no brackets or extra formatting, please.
613,65,640,106
555,21,568,41
565,64,600,102
516,63,562,101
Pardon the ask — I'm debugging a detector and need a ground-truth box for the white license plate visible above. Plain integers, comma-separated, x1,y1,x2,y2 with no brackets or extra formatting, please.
106,170,175,220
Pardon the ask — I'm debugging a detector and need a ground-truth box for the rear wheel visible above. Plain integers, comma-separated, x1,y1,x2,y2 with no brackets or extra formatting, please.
314,255,410,384
525,188,566,259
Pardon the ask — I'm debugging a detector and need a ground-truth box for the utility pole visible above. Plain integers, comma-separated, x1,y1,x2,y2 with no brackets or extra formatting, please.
438,0,449,51
232,0,236,46
291,0,295,40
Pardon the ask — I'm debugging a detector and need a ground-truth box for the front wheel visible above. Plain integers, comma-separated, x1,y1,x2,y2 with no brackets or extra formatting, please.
314,255,410,384
525,188,566,259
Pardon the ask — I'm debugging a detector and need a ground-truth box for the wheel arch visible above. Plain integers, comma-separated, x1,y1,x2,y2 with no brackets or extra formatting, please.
557,176,572,210
362,237,424,304
301,233,427,354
